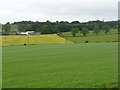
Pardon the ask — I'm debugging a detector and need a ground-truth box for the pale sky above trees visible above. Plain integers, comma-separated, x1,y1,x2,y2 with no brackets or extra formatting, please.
0,0,119,24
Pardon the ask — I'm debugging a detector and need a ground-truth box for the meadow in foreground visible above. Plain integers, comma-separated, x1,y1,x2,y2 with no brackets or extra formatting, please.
2,43,118,88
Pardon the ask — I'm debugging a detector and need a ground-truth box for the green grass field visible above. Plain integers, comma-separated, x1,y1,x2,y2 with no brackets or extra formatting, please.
62,29,118,43
3,43,118,88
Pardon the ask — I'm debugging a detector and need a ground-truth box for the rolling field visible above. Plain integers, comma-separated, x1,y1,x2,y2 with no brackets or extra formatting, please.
64,34,118,43
1,34,73,46
62,29,118,43
3,43,118,88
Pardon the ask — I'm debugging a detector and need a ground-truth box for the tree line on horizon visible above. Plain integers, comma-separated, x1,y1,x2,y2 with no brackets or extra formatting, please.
2,20,118,37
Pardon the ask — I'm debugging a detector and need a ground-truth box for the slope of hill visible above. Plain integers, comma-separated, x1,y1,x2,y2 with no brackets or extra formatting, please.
62,29,118,43
2,34,73,46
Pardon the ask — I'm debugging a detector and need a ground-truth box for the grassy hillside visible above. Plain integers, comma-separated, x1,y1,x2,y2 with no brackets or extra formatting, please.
62,29,118,43
1,29,118,45
1,34,73,46
3,43,118,88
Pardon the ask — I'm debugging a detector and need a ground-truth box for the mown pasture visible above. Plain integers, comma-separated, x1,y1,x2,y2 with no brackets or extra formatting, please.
62,29,118,43
3,43,118,88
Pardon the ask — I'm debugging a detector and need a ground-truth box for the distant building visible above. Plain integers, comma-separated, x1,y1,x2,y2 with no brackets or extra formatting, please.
32,32,41,35
17,31,41,35
21,32,29,35
27,31,35,35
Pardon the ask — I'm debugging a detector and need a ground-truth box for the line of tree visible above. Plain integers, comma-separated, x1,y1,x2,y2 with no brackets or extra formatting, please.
2,20,118,36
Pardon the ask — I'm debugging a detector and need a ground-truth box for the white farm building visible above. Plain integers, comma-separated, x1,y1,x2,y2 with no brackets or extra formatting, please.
17,31,41,35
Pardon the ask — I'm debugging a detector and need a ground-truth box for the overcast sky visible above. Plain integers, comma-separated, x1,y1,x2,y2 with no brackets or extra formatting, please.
0,0,119,24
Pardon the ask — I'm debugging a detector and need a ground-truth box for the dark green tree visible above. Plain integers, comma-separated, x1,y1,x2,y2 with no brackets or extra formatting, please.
118,20,120,33
93,25,100,35
41,25,50,34
52,25,62,35
26,24,33,30
81,27,89,37
3,22,11,34
18,24,27,32
102,24,110,34
10,20,117,35
71,28,79,37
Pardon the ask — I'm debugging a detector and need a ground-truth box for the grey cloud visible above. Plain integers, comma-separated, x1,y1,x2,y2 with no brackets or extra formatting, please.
0,0,119,23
